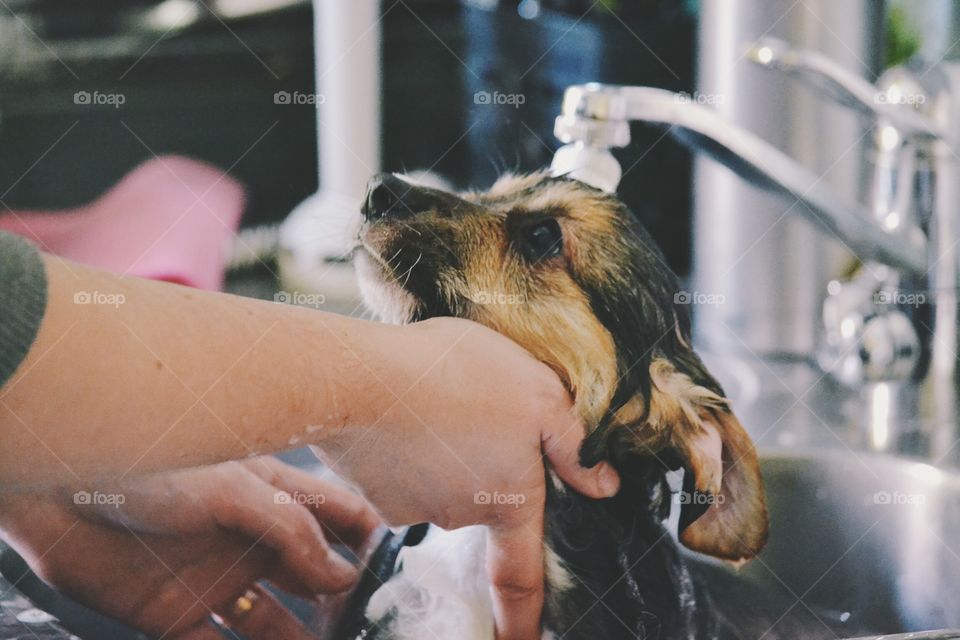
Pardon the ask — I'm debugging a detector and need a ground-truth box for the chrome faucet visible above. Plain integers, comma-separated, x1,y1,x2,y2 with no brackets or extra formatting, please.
550,39,960,463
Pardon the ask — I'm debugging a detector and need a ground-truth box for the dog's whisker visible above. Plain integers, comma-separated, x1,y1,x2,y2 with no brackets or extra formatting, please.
400,251,423,289
398,221,423,237
385,247,404,270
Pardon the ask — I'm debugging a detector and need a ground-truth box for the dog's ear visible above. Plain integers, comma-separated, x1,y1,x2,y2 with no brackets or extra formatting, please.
645,358,768,564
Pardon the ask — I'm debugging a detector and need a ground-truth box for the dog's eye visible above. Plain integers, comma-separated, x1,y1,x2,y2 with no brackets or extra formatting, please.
521,219,563,262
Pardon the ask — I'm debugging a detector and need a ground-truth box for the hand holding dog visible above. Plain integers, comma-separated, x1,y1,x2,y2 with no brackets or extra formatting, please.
314,317,621,640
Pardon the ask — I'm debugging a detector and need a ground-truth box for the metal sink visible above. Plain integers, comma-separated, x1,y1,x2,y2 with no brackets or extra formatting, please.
740,449,960,637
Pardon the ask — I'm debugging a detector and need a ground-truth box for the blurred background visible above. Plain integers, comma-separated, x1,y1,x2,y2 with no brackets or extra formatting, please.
8,2,960,639
0,0,697,271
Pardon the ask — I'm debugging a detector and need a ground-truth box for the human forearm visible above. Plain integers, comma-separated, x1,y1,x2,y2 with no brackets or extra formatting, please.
0,256,394,487
0,255,623,640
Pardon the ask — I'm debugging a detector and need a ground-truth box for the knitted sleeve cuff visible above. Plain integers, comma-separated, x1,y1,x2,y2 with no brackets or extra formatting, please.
0,232,48,388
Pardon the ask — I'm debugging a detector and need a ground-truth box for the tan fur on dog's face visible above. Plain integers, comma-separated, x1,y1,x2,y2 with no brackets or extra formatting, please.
355,172,768,562
358,174,639,424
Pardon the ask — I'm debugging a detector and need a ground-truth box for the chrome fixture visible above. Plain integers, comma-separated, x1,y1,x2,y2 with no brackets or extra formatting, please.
550,82,926,272
550,41,959,461
691,0,882,361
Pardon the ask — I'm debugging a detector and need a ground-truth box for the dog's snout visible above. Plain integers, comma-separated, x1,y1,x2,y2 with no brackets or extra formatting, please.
363,173,410,221
363,173,466,222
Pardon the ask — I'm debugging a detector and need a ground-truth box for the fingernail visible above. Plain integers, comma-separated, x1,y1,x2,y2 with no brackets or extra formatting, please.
596,463,620,497
329,554,359,587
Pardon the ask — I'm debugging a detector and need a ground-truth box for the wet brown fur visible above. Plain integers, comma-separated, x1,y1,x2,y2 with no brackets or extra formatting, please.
356,171,768,562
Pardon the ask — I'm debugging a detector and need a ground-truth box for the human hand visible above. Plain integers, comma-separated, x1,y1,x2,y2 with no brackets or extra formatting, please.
0,457,380,639
316,317,621,640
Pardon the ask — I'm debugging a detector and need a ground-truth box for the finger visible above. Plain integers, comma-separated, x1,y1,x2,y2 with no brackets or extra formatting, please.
486,517,546,640
263,560,339,600
245,457,382,548
542,416,620,499
219,584,314,640
169,621,226,640
266,524,388,599
214,469,359,594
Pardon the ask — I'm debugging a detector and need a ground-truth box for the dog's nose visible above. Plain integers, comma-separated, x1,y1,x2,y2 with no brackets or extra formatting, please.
363,173,410,221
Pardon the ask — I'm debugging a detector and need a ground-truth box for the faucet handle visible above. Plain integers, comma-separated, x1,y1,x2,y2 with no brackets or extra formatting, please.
745,37,942,140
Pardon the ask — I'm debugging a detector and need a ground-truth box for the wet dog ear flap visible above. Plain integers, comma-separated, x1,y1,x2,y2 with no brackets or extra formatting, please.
646,359,768,564
675,412,768,564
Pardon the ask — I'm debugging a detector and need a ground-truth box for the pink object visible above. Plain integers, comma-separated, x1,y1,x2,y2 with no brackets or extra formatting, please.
0,156,246,291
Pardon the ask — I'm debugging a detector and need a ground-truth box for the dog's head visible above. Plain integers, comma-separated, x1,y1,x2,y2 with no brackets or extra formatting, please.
353,172,767,562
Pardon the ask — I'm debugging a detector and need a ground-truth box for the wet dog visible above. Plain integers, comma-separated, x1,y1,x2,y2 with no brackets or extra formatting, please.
337,172,840,640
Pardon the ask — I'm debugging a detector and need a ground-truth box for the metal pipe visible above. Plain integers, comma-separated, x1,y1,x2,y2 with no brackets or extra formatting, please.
553,84,927,274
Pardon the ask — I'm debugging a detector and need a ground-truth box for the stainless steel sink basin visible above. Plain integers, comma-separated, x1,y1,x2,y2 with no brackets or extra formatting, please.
740,449,960,637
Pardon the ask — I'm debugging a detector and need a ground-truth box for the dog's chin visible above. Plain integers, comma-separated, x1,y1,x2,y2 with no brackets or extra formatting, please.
354,248,419,325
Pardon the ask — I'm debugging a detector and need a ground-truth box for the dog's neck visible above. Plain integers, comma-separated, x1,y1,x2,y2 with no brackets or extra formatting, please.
542,461,722,640
331,463,732,640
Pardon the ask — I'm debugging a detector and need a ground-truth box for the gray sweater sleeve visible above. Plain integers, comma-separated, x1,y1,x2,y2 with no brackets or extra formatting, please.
0,232,47,388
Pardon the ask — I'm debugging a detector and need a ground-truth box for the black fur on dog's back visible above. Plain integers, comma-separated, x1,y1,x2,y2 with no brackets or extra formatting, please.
543,457,858,640
543,455,718,639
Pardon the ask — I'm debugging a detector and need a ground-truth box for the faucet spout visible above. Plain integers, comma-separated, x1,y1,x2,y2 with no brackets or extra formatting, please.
552,83,927,275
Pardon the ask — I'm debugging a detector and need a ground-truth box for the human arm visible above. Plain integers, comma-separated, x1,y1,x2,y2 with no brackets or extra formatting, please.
2,253,619,640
